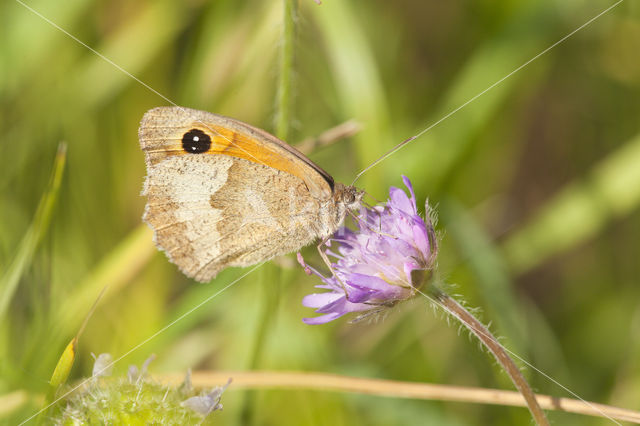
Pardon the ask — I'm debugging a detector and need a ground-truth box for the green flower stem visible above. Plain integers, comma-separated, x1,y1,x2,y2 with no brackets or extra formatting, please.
427,286,549,426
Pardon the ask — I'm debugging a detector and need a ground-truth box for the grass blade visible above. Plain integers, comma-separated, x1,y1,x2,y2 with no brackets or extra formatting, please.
0,143,67,320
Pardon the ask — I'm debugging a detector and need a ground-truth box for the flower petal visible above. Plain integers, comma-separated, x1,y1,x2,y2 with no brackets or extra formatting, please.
402,175,417,211
346,273,394,293
303,312,344,324
302,291,342,308
411,222,430,257
389,186,414,213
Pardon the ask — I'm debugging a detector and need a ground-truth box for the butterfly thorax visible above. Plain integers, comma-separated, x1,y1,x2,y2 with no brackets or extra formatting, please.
315,182,364,239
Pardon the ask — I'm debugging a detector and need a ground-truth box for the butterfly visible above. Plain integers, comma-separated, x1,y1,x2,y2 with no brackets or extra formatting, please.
139,106,363,282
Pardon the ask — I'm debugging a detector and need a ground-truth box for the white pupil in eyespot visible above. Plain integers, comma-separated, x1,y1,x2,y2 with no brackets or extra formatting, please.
193,136,199,142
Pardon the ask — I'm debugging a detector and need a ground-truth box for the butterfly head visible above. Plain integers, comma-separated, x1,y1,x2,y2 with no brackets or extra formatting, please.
333,183,364,218
340,184,364,211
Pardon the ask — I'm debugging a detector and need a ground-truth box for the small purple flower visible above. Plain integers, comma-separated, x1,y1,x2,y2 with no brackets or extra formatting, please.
299,176,437,324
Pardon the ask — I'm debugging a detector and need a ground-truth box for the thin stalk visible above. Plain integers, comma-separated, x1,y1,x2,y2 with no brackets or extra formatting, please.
428,286,549,425
241,3,298,423
274,0,297,141
157,370,640,423
239,265,281,426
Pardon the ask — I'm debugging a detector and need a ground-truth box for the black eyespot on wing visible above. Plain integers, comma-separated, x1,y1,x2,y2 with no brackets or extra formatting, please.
182,129,211,154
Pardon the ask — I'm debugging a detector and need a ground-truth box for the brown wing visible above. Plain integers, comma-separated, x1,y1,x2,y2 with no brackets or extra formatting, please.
139,106,335,281
139,106,334,199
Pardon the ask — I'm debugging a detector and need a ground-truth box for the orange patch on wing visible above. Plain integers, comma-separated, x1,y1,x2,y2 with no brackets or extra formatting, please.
199,124,309,183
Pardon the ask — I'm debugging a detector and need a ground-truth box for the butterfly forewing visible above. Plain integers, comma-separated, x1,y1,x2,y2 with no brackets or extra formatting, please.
139,106,343,281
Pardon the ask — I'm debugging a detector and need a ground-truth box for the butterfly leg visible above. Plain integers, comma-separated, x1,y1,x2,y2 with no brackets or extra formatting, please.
316,238,353,302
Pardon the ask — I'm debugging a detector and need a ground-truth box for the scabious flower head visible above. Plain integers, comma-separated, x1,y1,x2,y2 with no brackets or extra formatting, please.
52,354,230,425
299,176,437,324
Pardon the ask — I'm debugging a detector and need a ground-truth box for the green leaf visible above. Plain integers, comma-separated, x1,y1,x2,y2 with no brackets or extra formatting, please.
0,143,67,321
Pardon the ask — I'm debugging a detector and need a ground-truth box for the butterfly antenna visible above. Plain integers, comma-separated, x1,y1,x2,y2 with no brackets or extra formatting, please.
350,135,418,185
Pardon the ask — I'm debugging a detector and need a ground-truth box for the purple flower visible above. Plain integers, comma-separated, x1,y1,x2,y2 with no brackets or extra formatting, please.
299,176,437,324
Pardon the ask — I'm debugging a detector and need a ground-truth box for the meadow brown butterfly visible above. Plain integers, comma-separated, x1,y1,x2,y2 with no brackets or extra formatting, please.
139,106,363,282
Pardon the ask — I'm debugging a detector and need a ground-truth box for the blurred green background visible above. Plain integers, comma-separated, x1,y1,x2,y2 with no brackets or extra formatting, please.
2,0,640,424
